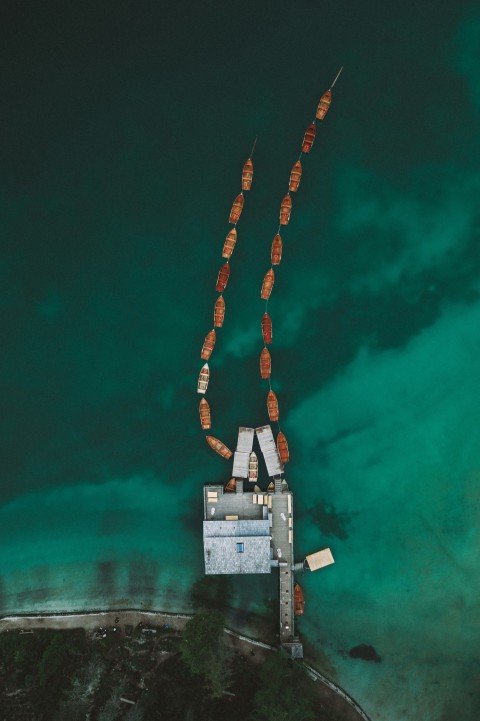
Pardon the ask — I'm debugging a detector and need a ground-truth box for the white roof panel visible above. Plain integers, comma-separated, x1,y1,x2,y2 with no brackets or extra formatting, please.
236,427,255,452
256,425,283,477
232,428,255,478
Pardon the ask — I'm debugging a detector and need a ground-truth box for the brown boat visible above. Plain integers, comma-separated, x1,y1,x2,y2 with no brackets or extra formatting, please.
294,583,305,616
267,481,274,492
229,193,244,224
214,295,225,327
267,390,279,422
280,193,292,225
260,268,275,300
248,452,258,482
260,347,271,379
206,435,233,459
225,478,236,492
302,123,316,153
197,363,209,394
277,431,289,464
271,234,283,265
199,398,211,430
242,158,253,190
201,329,216,360
216,262,230,292
289,161,302,192
316,89,332,120
222,228,237,259
261,313,272,345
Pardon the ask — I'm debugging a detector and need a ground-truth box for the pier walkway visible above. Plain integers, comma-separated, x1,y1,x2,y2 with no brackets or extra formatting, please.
270,481,293,643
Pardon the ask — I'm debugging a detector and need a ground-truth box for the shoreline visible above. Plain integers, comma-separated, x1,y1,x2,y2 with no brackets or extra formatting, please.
0,608,372,721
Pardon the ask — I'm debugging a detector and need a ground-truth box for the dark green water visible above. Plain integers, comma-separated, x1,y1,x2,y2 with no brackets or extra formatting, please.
1,2,480,719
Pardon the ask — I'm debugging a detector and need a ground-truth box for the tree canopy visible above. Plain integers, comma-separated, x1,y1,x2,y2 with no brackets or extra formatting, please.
181,608,232,698
250,652,317,721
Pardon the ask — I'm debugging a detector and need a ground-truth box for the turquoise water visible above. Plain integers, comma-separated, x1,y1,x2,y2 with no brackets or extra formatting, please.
2,2,480,719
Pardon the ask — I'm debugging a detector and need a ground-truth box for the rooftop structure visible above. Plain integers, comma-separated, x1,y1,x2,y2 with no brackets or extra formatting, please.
203,484,271,575
232,427,255,478
256,425,284,476
305,548,335,571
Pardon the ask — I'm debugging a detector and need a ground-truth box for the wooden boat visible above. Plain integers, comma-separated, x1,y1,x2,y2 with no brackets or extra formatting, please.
214,295,225,327
201,329,216,360
216,262,230,292
222,228,237,259
206,435,233,459
294,583,305,616
260,269,275,300
225,478,236,492
261,313,272,345
289,161,302,192
279,193,292,225
254,484,261,493
242,158,254,190
197,363,209,394
260,347,271,379
316,89,332,120
277,431,289,464
267,481,274,492
229,193,244,224
271,234,283,265
199,398,211,429
302,123,316,153
267,390,279,422
248,452,258,482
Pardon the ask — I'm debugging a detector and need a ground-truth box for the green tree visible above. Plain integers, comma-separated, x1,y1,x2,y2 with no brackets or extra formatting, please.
97,684,122,721
250,652,317,721
125,703,145,721
181,608,232,698
38,634,70,687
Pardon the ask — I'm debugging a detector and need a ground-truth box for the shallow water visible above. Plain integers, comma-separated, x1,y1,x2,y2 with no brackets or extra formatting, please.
1,2,480,719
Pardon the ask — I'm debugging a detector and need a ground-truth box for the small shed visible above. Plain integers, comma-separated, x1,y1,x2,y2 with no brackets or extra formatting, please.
305,548,335,571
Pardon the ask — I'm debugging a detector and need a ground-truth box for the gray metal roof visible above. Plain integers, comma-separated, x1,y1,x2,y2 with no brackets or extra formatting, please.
256,425,283,477
204,534,271,575
203,519,271,575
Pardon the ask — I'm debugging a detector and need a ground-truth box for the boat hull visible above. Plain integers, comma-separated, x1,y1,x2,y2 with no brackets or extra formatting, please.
229,193,244,224
302,123,316,153
201,329,216,360
197,363,209,394
206,435,233,459
289,161,302,192
294,583,305,615
242,158,253,190
267,390,279,422
280,193,292,225
271,234,282,265
316,90,332,120
260,347,271,379
216,262,230,292
262,313,272,345
199,398,211,429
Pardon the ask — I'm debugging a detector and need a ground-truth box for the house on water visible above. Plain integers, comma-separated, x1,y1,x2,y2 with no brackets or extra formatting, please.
203,425,334,658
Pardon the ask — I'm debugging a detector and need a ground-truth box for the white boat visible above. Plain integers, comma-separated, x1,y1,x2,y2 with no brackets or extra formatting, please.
197,363,209,394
